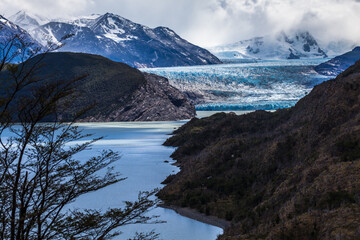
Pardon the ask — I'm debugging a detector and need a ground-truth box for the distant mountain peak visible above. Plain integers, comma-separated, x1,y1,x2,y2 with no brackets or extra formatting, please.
210,30,327,60
0,15,43,62
91,12,139,32
9,11,49,30
9,11,221,67
103,12,123,19
97,12,133,24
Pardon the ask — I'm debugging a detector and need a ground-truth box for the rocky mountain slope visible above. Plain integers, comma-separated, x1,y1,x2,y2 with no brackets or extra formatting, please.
0,15,42,60
1,52,195,121
315,46,360,76
80,72,196,122
210,31,327,60
159,60,360,239
9,11,221,68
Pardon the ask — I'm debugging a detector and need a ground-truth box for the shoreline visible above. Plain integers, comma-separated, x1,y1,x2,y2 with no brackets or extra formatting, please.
159,204,231,230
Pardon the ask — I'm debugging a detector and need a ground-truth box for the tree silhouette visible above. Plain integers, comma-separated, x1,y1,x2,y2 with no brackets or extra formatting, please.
0,24,159,240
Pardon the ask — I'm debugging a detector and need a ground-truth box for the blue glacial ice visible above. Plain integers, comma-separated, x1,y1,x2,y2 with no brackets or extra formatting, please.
141,59,331,111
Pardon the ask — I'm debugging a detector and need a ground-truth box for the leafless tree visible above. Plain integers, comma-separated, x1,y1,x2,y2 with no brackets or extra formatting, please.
0,24,160,240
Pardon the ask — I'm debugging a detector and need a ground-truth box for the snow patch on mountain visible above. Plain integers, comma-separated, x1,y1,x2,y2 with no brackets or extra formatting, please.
9,11,221,68
210,31,328,60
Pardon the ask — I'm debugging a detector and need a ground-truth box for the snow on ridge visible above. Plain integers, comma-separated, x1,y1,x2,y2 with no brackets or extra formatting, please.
105,17,125,34
9,11,49,30
210,31,329,60
0,17,12,28
5,11,221,67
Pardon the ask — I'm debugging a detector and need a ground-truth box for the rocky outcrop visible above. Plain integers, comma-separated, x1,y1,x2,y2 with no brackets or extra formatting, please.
159,60,360,239
82,73,195,122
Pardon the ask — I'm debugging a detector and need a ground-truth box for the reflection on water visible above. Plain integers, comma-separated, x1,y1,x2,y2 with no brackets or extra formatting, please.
196,110,254,118
66,121,223,240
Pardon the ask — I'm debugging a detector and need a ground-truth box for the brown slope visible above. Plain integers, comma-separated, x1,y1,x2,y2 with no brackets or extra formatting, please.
158,60,360,239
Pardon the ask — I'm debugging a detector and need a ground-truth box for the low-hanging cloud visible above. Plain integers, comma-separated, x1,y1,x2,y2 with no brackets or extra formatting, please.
1,0,359,48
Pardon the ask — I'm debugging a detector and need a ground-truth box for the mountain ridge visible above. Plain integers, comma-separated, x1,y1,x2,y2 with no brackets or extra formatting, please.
0,15,43,62
315,46,360,76
9,10,49,30
210,31,328,60
9,11,221,68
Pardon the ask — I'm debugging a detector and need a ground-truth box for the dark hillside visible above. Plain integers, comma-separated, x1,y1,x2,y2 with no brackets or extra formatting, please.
159,60,360,239
0,52,195,121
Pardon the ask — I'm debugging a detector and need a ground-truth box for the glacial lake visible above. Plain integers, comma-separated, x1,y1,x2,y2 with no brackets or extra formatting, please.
67,120,224,240
18,60,331,239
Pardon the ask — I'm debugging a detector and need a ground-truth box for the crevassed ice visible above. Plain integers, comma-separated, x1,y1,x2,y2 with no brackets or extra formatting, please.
141,59,330,111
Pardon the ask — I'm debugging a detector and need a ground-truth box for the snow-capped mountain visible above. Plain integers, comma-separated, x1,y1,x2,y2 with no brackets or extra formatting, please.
0,15,34,40
0,15,42,62
10,12,221,68
9,11,49,31
210,31,328,60
65,14,101,28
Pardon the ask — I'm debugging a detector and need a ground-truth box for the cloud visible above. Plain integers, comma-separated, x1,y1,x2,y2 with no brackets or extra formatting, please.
0,0,95,18
0,0,359,48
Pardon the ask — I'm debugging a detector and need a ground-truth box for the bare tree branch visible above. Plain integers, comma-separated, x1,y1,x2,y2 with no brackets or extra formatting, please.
0,26,161,240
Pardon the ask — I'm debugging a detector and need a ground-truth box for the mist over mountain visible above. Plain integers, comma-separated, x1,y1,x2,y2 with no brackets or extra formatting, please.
209,31,354,60
9,11,221,68
3,1,360,49
8,10,48,31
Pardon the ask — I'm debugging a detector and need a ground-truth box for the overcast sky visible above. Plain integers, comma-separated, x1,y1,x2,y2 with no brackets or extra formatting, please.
1,0,360,47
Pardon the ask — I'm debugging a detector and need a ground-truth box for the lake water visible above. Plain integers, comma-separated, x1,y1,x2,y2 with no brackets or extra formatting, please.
65,60,332,239
6,61,331,239
67,121,224,240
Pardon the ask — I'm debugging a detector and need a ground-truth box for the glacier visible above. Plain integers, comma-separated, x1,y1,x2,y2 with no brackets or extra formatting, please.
141,59,331,111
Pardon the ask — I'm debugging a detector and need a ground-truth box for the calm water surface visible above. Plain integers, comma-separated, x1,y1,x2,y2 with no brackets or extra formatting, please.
67,121,223,240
